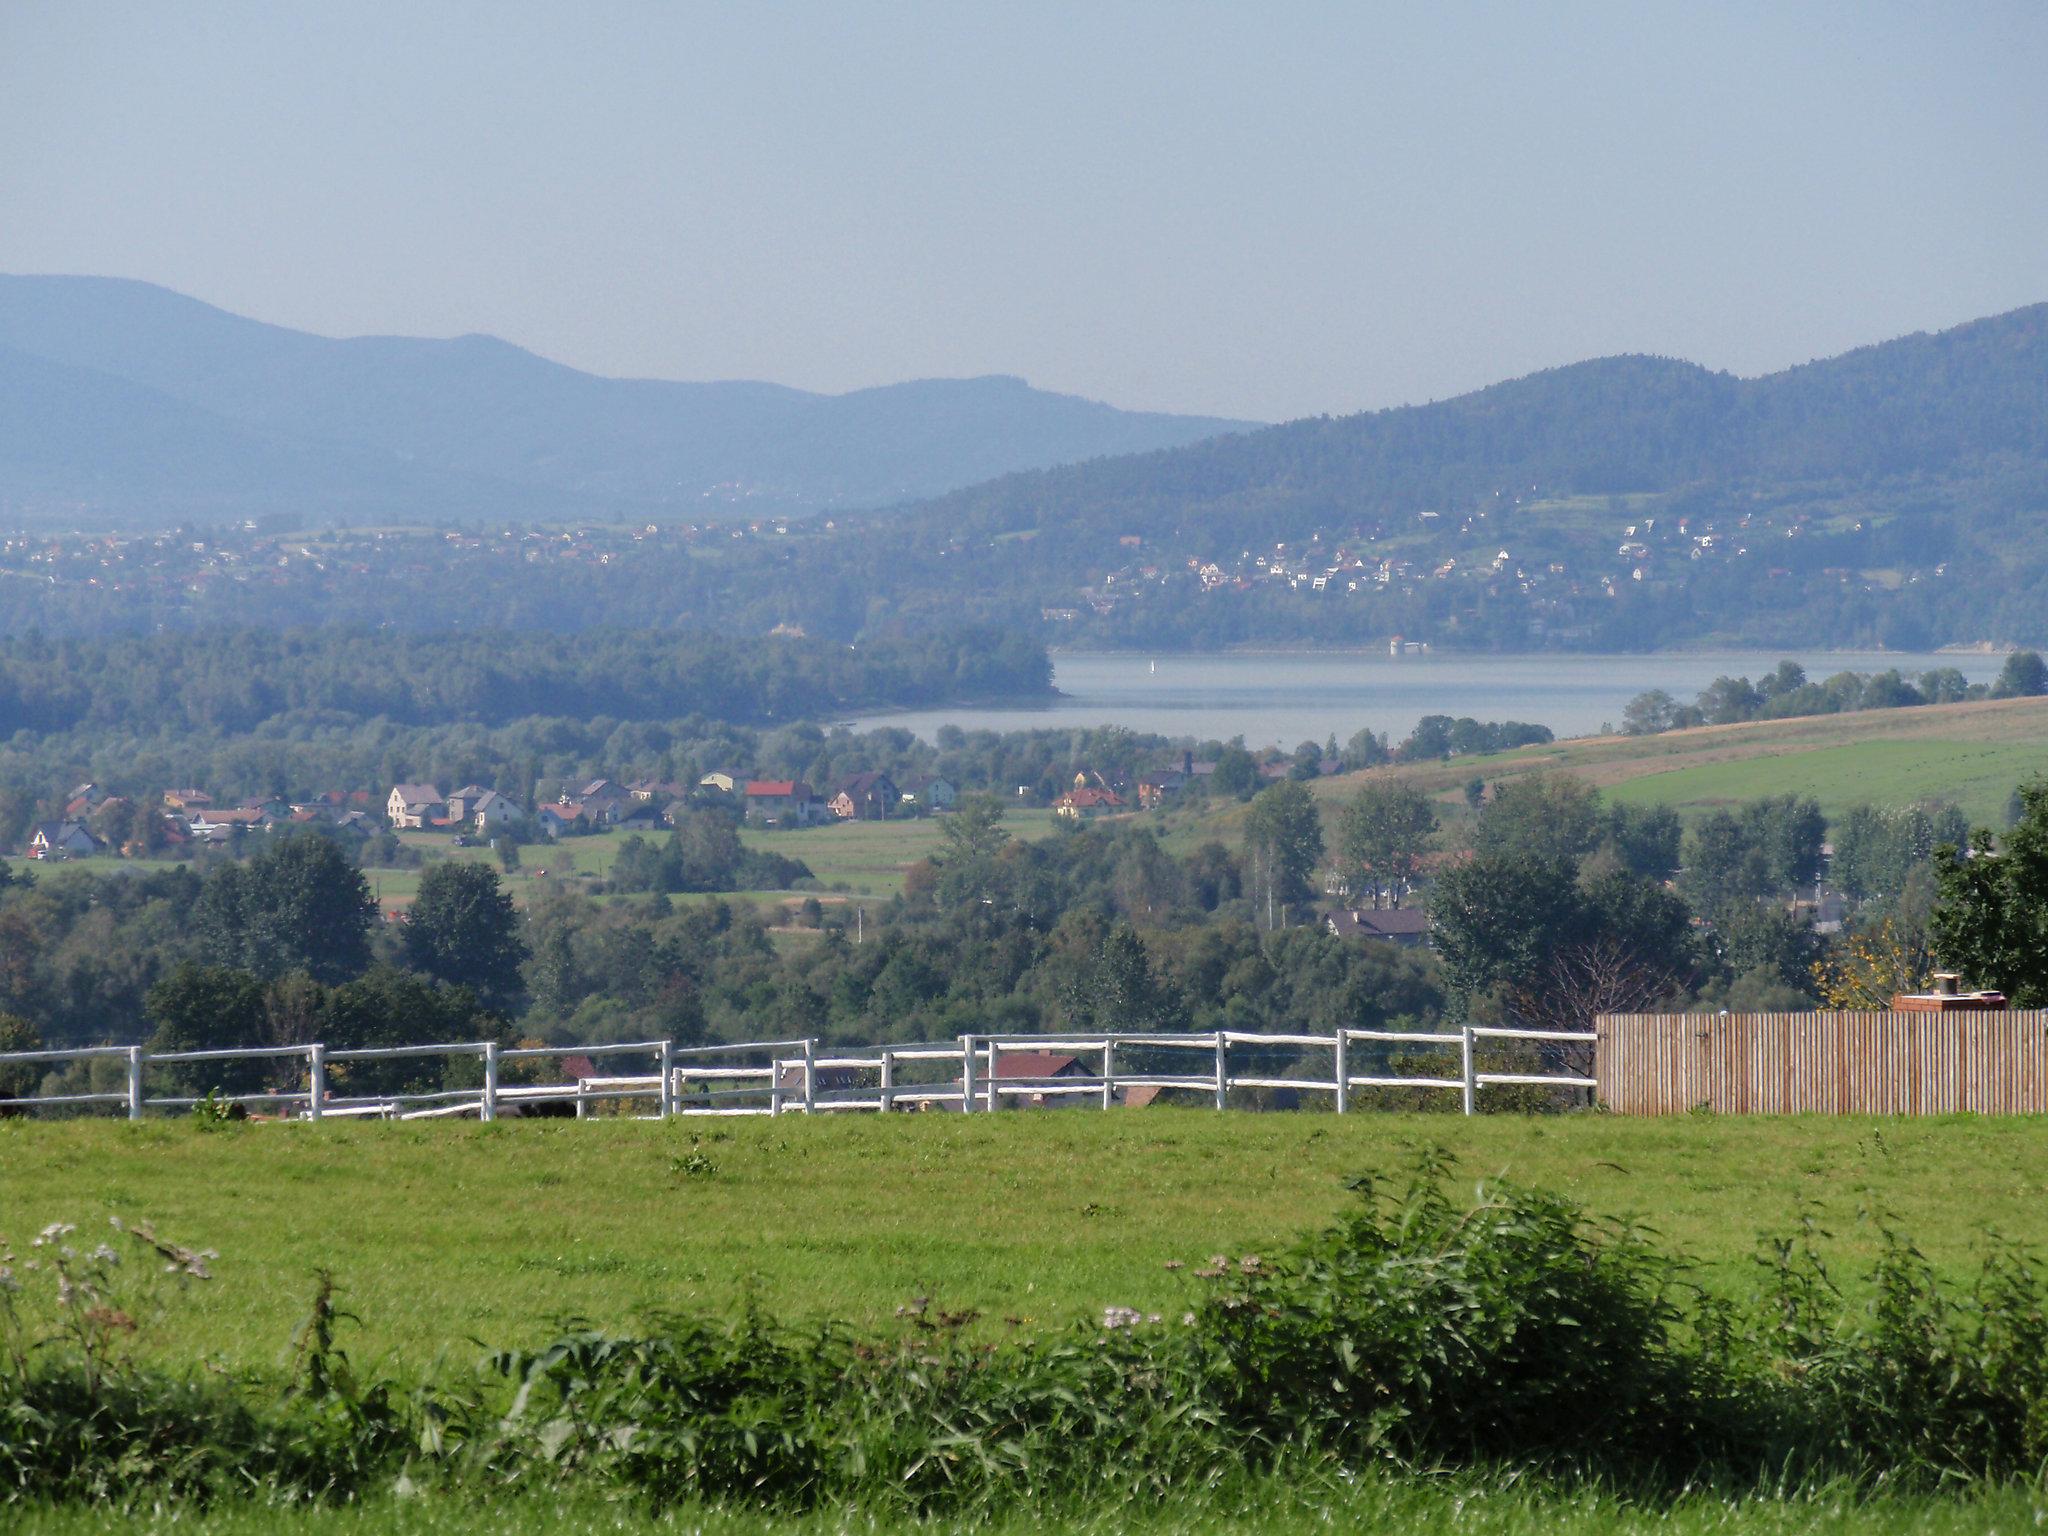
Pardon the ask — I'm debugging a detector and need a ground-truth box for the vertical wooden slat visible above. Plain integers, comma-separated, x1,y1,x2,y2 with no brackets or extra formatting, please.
1594,1011,2048,1116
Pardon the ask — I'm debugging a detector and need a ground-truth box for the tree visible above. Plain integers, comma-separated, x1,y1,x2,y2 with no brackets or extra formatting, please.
1682,796,1824,910
0,1012,40,1114
194,834,375,983
1930,779,2048,1003
1209,745,1259,800
1428,853,1583,1011
1060,923,1185,1034
1601,803,1682,878
1620,689,1677,736
1991,650,2048,699
1473,776,1601,863
932,794,1010,909
1241,780,1324,929
325,965,498,1097
1814,915,1932,1009
403,862,528,1010
146,963,272,1095
1336,782,1437,909
1431,856,1694,1041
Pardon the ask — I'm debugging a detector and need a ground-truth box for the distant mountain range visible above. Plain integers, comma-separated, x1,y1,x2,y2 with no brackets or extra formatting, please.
2,286,2043,653
0,275,1254,525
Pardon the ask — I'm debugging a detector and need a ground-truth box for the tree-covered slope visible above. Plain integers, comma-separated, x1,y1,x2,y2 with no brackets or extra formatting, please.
895,303,2048,548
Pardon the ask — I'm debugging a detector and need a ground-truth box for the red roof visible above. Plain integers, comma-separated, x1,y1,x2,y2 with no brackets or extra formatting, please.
745,780,811,799
993,1051,1085,1079
1061,788,1123,809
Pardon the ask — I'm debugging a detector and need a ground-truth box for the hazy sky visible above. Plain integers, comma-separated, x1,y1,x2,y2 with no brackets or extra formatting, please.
3,3,2044,421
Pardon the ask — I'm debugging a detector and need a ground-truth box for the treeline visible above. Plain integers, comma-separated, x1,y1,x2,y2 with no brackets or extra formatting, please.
0,625,1052,737
1622,652,2045,735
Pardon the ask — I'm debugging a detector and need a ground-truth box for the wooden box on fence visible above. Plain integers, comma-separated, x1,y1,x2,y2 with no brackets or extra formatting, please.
1594,1010,2048,1116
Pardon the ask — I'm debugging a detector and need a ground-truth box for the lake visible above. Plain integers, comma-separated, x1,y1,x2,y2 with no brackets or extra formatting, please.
850,651,2007,748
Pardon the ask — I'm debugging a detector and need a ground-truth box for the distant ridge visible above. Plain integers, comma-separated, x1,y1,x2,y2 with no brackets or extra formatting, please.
889,302,2048,550
0,275,1255,525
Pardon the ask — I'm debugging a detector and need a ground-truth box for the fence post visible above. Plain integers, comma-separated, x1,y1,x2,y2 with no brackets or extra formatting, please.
126,1046,145,1121
1460,1025,1477,1116
769,1059,784,1117
878,1047,894,1113
802,1037,817,1114
576,1079,588,1120
959,1034,976,1114
1213,1031,1227,1111
481,1041,499,1123
658,1039,675,1120
1334,1030,1349,1115
1100,1039,1114,1110
307,1043,326,1122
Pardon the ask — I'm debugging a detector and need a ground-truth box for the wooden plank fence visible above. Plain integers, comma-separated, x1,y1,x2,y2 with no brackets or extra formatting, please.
1595,1011,2048,1115
0,1025,1595,1121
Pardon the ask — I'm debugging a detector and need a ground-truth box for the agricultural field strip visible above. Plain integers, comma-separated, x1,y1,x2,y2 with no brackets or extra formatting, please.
6,1113,2044,1375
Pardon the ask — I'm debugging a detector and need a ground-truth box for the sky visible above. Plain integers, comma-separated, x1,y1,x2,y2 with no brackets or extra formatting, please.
3,2,2044,422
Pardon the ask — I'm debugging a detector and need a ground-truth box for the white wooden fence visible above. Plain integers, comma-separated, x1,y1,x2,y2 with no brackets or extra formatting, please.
0,1026,1595,1121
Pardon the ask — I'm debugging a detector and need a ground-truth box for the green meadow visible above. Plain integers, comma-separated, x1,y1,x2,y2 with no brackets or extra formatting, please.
6,1111,2045,1376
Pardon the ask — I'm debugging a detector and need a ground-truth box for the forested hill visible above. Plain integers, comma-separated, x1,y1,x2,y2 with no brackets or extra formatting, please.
892,303,2048,550
0,275,1252,525
824,303,2048,651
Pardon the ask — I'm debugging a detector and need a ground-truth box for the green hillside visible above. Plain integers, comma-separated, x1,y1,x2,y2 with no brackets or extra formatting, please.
1302,693,2048,828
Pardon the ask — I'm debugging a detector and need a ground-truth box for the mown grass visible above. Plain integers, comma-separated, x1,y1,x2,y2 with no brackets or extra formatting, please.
5,1112,2045,1377
13,1478,2048,1535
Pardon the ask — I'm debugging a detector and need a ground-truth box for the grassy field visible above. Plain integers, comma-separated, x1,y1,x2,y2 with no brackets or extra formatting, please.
5,1111,2045,1376
16,1480,2048,1535
1348,694,2048,826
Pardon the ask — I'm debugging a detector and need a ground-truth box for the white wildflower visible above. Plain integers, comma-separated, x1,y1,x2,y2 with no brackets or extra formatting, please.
1101,1305,1144,1330
34,1222,75,1247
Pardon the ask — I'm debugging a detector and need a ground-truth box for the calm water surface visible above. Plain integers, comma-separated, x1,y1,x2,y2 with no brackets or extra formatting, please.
851,651,2004,748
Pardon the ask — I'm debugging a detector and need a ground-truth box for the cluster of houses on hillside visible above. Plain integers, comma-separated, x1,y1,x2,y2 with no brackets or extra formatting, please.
24,783,380,861
694,769,957,827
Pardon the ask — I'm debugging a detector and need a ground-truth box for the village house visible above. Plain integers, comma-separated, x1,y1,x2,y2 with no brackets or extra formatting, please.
895,774,957,813
951,1051,1096,1110
387,783,445,829
27,821,102,860
744,779,825,827
577,790,627,826
829,771,898,821
189,807,277,835
614,799,667,832
439,786,524,831
697,770,744,795
1054,786,1124,820
535,802,586,838
163,788,213,812
1135,769,1186,809
1325,907,1432,948
626,778,687,803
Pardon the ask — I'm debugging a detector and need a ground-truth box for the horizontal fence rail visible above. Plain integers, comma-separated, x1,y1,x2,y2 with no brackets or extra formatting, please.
0,1026,1595,1122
